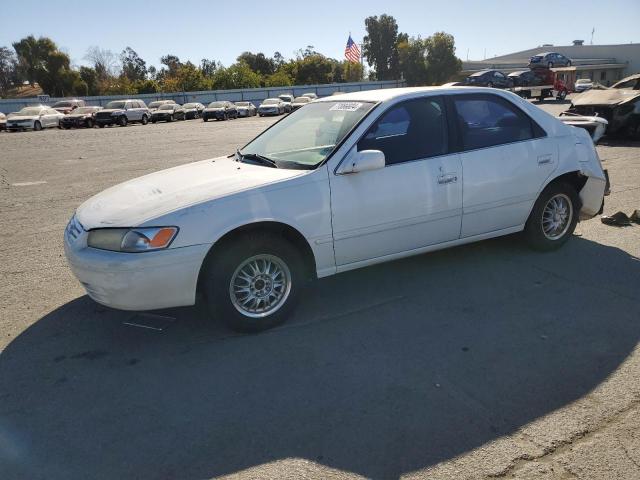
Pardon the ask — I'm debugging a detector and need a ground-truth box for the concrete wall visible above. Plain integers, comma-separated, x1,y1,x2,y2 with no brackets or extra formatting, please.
0,80,406,114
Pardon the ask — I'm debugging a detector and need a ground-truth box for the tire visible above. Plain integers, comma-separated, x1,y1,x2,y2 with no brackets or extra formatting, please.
118,116,127,127
168,114,174,122
98,124,105,128
63,124,71,130
524,182,580,251
203,116,208,122
487,82,494,88
85,119,94,128
33,121,42,131
202,233,305,333
151,119,157,124
141,115,148,125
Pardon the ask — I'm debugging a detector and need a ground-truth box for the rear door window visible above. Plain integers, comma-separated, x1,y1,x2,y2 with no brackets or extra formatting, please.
453,94,537,150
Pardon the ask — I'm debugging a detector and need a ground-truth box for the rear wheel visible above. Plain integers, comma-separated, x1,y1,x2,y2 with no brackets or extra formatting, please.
85,118,94,128
141,115,149,125
33,121,42,131
202,234,304,333
524,182,579,251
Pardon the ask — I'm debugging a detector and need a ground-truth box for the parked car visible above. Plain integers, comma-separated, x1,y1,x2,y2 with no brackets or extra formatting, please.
59,106,102,129
151,103,186,123
148,100,176,113
278,94,294,112
528,52,572,69
94,99,150,127
301,93,318,100
234,101,257,117
202,101,238,121
6,105,64,131
464,70,511,88
0,112,6,131
566,88,640,138
52,98,86,114
182,102,205,119
291,96,312,111
64,87,607,333
508,70,545,87
611,73,640,90
258,98,286,116
575,79,594,93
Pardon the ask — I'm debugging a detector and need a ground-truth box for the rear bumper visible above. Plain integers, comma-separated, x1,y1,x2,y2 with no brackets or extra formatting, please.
579,174,607,220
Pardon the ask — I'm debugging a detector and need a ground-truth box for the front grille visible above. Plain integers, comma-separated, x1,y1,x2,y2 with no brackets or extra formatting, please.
96,112,113,120
65,215,84,243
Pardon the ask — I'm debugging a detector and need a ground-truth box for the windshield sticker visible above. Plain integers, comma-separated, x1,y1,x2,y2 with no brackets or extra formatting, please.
330,102,363,112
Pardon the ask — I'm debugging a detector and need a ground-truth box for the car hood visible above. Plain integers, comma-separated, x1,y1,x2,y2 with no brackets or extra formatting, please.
204,107,224,111
75,157,305,229
572,89,640,106
98,108,123,114
259,104,278,108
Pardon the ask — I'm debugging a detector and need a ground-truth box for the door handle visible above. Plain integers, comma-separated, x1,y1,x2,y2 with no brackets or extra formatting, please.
537,154,553,165
437,173,458,185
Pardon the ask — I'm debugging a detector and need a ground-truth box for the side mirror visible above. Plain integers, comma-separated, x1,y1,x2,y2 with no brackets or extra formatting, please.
338,149,385,174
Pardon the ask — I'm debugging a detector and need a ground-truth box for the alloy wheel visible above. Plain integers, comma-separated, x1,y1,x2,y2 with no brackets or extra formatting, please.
542,193,573,240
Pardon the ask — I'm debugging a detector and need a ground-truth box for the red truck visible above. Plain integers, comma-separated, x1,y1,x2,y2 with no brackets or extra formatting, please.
508,68,570,101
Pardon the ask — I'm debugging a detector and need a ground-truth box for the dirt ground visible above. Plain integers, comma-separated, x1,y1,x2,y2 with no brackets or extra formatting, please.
0,101,639,480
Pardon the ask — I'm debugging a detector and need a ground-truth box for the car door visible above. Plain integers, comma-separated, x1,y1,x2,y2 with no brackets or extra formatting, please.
44,108,58,127
452,93,557,238
330,96,463,266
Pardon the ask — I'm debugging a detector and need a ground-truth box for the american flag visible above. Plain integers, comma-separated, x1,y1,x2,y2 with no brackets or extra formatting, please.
345,35,361,63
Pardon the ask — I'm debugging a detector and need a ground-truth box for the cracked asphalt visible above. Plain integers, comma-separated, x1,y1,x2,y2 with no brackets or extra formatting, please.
0,99,639,480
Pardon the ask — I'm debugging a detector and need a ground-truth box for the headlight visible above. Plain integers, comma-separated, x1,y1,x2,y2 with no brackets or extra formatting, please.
87,227,178,252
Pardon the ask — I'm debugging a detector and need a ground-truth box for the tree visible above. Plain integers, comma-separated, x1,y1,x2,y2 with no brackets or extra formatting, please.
398,36,428,86
134,78,159,94
342,60,364,82
84,46,119,80
424,32,462,85
212,62,261,89
264,70,293,87
79,66,99,95
200,58,219,78
12,35,57,85
160,54,182,77
0,46,18,96
236,52,275,76
120,47,147,82
362,14,401,80
273,51,285,69
173,61,211,91
290,54,334,84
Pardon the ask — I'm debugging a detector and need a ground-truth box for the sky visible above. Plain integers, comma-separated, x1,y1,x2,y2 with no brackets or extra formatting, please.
2,0,639,70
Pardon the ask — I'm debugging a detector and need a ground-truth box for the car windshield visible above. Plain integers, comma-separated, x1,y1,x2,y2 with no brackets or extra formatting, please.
17,107,43,116
53,101,73,107
278,96,292,102
293,97,311,103
263,99,279,105
235,102,250,106
105,101,126,109
148,101,165,108
183,103,197,108
208,102,224,108
74,107,96,114
576,79,591,84
241,101,376,169
159,104,175,110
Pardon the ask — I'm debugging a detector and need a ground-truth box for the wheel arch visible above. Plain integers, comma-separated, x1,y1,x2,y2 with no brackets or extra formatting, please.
196,220,318,296
527,170,586,221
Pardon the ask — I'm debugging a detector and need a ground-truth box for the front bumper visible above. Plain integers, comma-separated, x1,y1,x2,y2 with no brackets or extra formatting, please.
152,114,172,122
64,224,210,311
7,122,33,130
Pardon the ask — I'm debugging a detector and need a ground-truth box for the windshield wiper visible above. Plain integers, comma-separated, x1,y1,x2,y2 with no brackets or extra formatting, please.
237,149,278,168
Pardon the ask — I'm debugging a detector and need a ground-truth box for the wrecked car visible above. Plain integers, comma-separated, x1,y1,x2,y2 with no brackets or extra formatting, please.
558,112,608,143
565,88,640,138
611,73,640,90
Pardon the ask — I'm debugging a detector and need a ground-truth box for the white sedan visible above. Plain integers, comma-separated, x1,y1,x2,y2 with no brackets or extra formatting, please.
65,87,607,332
6,105,65,131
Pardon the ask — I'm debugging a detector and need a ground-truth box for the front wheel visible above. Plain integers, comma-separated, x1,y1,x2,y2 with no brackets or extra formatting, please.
33,121,42,131
203,234,305,333
85,119,94,128
118,116,128,127
524,182,579,251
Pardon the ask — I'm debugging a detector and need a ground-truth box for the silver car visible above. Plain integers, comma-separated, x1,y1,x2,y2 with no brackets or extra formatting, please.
235,101,257,117
258,98,285,116
278,94,294,113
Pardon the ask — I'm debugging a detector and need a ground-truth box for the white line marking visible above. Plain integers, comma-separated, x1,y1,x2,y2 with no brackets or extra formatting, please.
11,181,47,187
